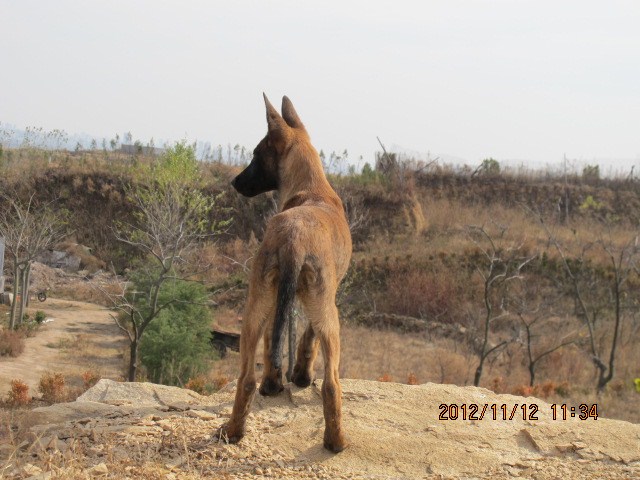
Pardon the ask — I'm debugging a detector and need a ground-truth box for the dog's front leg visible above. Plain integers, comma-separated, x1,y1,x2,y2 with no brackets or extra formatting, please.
219,324,261,442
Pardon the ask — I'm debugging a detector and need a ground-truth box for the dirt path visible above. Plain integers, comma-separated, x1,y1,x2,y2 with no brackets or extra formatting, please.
0,298,126,395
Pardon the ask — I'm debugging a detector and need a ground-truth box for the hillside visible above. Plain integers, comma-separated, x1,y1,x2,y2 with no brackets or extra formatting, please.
3,379,639,479
1,150,639,457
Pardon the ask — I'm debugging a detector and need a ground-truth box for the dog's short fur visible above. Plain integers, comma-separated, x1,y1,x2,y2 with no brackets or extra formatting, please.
218,94,352,453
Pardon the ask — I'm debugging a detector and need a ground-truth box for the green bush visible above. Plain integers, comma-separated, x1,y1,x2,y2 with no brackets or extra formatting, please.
138,278,215,386
479,158,500,175
34,311,46,324
582,164,600,182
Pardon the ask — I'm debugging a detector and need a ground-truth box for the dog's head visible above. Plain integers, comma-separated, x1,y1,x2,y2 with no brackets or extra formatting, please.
231,94,306,197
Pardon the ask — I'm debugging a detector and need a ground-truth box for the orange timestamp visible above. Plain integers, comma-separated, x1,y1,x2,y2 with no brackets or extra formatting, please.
438,403,599,421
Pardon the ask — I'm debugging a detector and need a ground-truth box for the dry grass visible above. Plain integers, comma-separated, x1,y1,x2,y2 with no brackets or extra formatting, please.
1,150,638,430
0,330,25,358
53,282,122,306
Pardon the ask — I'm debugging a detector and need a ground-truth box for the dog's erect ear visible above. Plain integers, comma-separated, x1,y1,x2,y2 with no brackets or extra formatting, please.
264,93,287,134
281,96,304,129
263,93,289,152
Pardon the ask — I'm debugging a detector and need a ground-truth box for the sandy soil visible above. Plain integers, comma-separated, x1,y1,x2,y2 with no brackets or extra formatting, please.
4,379,638,479
0,298,126,396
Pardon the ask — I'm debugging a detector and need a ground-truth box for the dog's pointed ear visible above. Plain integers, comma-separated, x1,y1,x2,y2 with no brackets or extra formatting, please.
281,96,304,129
264,93,287,134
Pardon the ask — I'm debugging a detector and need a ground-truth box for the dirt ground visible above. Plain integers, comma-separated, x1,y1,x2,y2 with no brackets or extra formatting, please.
0,298,127,397
4,379,639,479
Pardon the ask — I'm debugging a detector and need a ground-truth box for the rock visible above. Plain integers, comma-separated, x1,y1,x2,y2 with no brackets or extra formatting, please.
87,462,109,475
22,464,42,475
555,443,575,453
77,379,206,407
25,473,52,480
186,409,218,420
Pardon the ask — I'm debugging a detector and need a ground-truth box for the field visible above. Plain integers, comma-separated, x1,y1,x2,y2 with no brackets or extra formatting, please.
1,146,639,444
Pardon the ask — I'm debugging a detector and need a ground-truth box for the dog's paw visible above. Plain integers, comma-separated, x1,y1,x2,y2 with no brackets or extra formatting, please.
259,377,284,396
291,367,313,388
323,431,348,453
216,422,244,444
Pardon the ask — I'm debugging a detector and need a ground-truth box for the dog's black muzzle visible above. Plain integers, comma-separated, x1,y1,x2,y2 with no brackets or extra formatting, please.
231,158,277,197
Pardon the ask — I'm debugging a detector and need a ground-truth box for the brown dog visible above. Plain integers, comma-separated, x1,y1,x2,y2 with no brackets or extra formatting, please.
219,94,352,453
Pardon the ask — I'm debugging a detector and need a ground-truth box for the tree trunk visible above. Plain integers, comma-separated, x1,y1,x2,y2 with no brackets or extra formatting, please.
473,359,484,387
19,263,30,318
9,261,20,329
24,263,31,308
529,364,536,387
11,265,24,328
128,338,139,382
597,275,623,393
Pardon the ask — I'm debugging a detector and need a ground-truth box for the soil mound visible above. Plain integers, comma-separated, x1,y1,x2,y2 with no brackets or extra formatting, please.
5,379,639,479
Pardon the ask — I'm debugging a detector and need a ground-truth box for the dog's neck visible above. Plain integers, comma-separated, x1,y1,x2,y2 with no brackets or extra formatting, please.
278,144,340,212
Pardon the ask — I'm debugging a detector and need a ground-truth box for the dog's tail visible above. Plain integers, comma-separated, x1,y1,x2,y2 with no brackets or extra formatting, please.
270,249,303,378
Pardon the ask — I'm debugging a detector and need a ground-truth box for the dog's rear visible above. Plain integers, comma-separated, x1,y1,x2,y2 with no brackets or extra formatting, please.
219,94,352,452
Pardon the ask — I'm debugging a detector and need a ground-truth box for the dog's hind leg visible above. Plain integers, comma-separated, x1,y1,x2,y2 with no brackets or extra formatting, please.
303,296,347,453
260,252,300,396
291,324,320,388
259,323,284,396
218,282,275,443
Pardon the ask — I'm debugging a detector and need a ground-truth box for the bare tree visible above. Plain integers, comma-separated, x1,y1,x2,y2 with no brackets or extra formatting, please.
107,143,228,381
537,213,639,392
467,223,536,387
515,304,575,387
596,232,639,391
0,193,67,328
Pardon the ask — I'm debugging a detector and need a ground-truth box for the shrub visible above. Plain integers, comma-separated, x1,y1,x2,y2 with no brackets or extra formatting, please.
34,311,47,324
512,381,570,399
479,158,500,176
407,372,418,385
139,279,215,386
17,320,40,338
382,266,457,320
490,376,507,394
0,329,25,357
210,373,230,392
512,385,534,397
81,370,101,390
378,373,393,382
185,376,207,394
38,372,66,403
582,164,600,182
7,379,30,406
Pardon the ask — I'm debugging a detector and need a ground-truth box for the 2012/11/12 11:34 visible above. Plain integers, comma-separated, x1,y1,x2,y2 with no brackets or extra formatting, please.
438,403,599,421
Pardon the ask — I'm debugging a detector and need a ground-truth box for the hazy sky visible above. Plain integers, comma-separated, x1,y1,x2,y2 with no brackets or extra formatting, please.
2,1,640,170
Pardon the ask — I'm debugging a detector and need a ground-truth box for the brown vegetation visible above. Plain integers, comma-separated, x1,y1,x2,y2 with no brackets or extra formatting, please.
6,380,30,407
37,372,66,404
0,330,25,358
0,146,639,424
